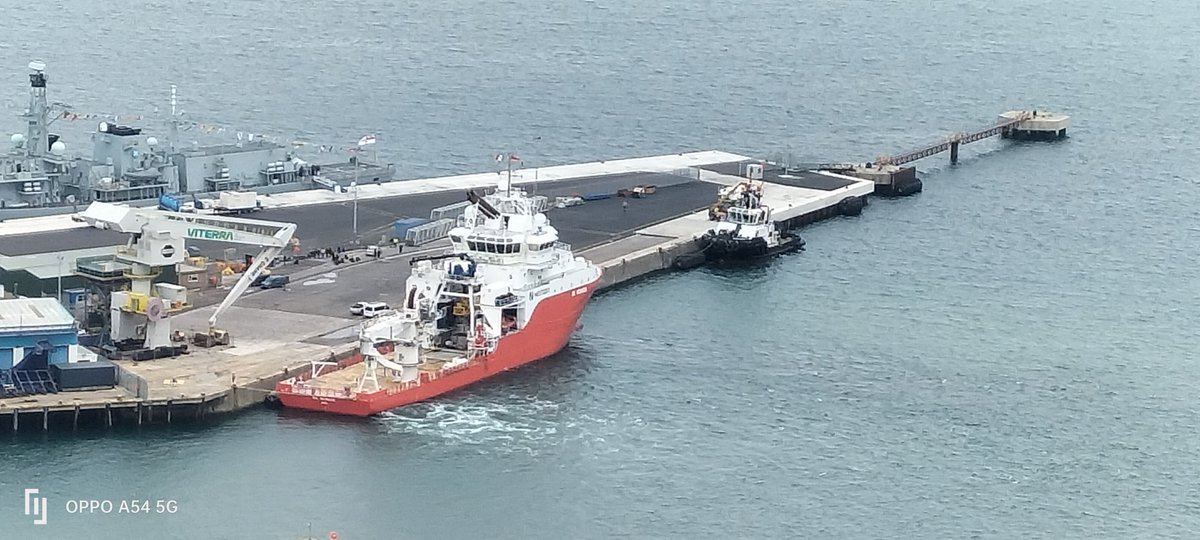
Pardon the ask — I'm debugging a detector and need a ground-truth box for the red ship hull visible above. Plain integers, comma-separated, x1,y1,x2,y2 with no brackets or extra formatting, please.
275,276,600,417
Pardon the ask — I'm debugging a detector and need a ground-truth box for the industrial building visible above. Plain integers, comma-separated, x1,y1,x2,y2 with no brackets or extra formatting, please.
0,297,92,368
0,247,107,299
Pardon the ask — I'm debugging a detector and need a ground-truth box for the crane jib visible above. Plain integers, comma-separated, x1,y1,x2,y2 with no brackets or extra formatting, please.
187,228,235,241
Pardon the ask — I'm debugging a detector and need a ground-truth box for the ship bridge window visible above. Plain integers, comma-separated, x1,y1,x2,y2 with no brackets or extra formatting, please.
728,209,764,225
468,237,521,254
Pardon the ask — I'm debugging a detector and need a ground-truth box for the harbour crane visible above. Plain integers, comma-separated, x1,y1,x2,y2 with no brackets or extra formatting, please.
78,201,297,357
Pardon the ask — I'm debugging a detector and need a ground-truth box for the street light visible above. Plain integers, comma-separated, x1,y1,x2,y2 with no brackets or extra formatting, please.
350,181,358,242
57,253,64,302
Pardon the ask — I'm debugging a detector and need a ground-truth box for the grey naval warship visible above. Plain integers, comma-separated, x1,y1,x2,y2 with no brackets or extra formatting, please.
0,61,393,217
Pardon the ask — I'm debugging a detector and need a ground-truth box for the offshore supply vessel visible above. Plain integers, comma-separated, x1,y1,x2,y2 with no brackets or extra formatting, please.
274,174,603,416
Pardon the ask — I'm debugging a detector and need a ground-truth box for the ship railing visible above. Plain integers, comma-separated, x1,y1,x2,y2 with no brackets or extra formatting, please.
310,360,339,379
552,241,571,252
377,358,476,395
281,381,356,399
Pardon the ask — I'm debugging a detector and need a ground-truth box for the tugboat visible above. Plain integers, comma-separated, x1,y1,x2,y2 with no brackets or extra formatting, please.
273,165,603,417
701,181,804,261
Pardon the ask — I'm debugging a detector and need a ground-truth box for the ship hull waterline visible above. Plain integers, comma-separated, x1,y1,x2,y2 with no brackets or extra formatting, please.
700,233,805,262
275,276,601,417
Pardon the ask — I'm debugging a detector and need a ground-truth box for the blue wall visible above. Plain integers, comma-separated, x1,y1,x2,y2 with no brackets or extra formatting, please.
0,329,79,368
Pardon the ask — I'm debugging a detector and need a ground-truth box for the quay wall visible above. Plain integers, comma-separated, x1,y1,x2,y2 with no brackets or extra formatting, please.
595,237,704,292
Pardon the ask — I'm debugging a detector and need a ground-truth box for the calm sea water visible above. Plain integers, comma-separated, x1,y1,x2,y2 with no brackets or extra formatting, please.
3,0,1200,538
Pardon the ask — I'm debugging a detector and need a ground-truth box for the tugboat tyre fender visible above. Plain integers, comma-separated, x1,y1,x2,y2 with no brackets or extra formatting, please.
838,196,865,216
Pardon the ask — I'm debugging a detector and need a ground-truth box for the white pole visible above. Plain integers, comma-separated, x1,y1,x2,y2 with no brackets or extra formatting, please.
506,153,513,196
352,181,359,240
57,254,63,302
353,145,360,242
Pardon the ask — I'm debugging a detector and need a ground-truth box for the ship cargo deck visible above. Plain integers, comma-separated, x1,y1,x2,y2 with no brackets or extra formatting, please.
0,150,876,429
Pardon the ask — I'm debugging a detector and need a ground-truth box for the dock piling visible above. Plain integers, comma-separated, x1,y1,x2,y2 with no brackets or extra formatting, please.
73,404,79,430
42,407,48,431
105,403,112,427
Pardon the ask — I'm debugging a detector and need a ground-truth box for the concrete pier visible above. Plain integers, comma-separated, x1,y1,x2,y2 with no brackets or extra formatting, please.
818,163,923,197
0,113,1072,429
999,110,1071,140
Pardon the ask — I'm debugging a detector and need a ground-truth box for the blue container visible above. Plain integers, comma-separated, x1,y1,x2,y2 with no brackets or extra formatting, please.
394,218,429,237
582,192,613,201
158,194,183,212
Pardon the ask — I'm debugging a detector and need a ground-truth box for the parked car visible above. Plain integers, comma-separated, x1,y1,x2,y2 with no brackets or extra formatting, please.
260,275,290,289
352,301,390,317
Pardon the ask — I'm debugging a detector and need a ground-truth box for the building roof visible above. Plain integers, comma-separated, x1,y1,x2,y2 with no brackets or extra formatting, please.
0,297,75,331
0,246,118,279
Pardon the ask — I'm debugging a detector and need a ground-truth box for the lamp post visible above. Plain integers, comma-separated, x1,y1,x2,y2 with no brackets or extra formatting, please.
350,180,358,242
57,253,64,302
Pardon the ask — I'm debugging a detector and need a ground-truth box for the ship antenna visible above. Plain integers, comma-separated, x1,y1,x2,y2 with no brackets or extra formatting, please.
505,152,513,198
168,84,179,152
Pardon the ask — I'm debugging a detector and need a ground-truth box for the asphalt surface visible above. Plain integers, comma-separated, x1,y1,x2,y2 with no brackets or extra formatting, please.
166,172,720,324
0,171,716,258
236,255,412,320
699,161,857,191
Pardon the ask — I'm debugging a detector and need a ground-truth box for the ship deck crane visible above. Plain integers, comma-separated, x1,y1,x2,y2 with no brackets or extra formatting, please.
78,201,297,354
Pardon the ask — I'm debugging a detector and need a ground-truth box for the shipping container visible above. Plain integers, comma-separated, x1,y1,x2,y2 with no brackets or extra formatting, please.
215,191,260,213
50,360,118,391
158,194,183,212
393,218,429,238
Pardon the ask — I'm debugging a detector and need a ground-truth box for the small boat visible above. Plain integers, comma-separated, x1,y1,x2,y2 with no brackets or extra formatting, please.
700,181,803,261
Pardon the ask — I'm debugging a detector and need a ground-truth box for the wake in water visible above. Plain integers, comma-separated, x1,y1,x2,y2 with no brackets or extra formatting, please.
376,396,575,454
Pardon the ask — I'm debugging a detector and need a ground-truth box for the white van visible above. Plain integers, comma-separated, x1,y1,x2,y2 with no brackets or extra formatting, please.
355,301,391,317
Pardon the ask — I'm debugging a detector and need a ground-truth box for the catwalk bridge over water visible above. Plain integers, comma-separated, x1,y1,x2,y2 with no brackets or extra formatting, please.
800,110,1072,197
878,110,1071,166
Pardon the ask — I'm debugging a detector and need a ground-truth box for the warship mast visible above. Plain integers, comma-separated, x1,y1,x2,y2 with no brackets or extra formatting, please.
168,84,179,152
22,61,49,159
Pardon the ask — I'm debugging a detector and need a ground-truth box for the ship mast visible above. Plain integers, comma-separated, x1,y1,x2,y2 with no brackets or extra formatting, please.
23,61,49,159
506,154,512,197
168,84,179,152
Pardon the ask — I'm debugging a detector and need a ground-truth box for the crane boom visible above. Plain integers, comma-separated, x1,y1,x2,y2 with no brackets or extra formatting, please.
80,201,297,332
